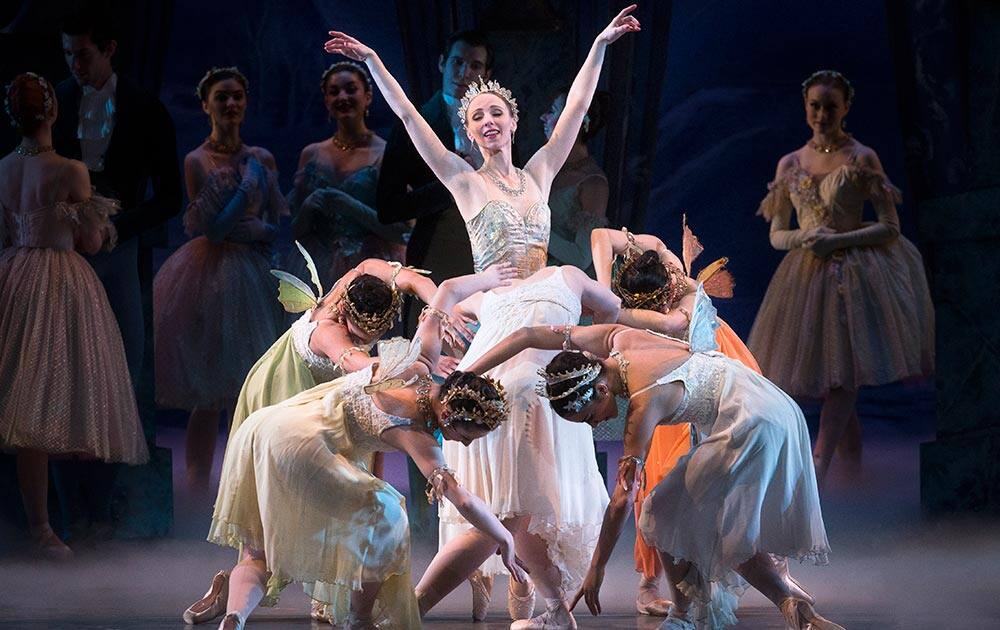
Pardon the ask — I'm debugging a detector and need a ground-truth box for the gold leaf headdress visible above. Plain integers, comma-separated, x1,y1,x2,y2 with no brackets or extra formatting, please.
339,262,419,338
611,228,687,310
440,376,509,430
458,76,519,130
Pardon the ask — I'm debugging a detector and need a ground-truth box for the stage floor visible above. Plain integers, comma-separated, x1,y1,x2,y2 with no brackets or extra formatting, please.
2,382,999,628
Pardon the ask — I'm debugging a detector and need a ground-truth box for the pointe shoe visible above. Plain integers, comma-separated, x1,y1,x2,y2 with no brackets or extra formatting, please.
657,605,695,630
507,578,536,621
310,599,333,623
779,597,845,630
636,579,672,616
509,598,575,629
346,613,379,630
30,526,74,562
470,570,494,621
217,611,245,630
183,571,229,624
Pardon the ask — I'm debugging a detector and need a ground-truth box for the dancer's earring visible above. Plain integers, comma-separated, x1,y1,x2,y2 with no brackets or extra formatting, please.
841,119,847,130
365,107,370,118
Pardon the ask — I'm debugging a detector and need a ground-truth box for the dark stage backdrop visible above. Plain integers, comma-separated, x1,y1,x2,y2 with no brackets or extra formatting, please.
645,0,915,339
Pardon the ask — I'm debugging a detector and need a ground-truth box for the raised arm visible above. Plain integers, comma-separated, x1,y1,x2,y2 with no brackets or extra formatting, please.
561,265,622,324
354,258,438,305
413,264,517,371
524,5,639,191
591,227,683,288
324,32,473,194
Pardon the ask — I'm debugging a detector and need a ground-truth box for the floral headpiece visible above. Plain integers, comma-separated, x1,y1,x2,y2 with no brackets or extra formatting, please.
4,72,53,130
535,355,603,413
458,76,519,130
611,228,687,310
339,261,411,338
440,376,509,430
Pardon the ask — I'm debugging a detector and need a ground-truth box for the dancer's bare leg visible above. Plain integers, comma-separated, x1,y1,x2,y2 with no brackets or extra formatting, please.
219,547,269,628
186,407,219,488
736,553,843,629
812,387,858,487
416,528,498,615
17,448,72,558
348,581,382,628
657,549,692,613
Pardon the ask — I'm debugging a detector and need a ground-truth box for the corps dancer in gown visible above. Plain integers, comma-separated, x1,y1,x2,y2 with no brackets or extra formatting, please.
591,225,762,616
204,264,524,630
749,71,934,485
181,254,436,625
324,7,639,627
466,315,844,630
285,62,407,292
153,67,288,488
0,73,148,558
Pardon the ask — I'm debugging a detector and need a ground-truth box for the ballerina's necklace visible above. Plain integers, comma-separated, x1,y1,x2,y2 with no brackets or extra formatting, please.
807,133,852,154
484,167,526,197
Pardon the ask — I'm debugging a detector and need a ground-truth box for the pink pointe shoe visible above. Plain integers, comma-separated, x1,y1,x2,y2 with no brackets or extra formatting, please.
779,597,845,630
636,577,672,616
470,570,494,621
509,597,575,629
183,571,229,624
217,611,245,630
30,526,74,561
507,577,536,621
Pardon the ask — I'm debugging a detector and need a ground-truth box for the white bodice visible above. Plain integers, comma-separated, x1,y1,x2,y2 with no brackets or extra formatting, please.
290,311,345,382
465,199,550,279
331,364,414,455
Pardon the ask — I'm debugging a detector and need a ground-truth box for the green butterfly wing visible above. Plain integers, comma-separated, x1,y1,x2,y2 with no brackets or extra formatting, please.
295,240,324,296
270,270,319,313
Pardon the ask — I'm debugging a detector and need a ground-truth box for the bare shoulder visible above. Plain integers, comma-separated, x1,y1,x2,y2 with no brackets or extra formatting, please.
777,149,801,172
851,141,881,167
370,134,387,152
248,146,278,170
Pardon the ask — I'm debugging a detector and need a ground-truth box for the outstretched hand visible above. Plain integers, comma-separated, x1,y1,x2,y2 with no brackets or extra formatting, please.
570,565,605,615
324,30,374,61
597,4,641,45
481,262,519,290
497,538,530,584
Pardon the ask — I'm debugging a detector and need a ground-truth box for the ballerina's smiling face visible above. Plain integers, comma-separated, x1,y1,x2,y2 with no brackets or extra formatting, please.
466,93,516,151
804,84,850,136
324,70,371,122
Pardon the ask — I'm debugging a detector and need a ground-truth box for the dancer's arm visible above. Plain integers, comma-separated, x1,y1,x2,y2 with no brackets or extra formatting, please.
562,265,622,323
525,5,639,191
572,407,659,615
323,32,474,197
464,323,632,375
65,160,105,255
413,264,517,371
590,227,684,288
381,429,528,583
352,258,439,305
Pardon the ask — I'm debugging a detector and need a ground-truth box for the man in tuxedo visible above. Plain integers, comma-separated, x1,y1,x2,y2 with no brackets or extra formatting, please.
54,12,182,388
376,29,494,334
50,11,181,536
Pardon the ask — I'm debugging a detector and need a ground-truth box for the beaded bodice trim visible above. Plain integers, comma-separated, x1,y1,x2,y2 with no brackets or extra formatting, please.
631,352,725,429
332,365,415,454
289,311,344,382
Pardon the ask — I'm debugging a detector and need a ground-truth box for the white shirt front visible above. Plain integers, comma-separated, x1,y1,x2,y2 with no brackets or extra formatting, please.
78,72,117,172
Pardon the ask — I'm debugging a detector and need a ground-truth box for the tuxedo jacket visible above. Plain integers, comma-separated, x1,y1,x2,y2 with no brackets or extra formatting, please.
53,74,182,245
375,90,473,282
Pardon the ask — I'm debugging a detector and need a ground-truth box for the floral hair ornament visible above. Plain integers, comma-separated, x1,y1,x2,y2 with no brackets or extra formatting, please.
458,75,519,130
440,376,509,430
195,66,248,101
4,72,53,129
339,261,429,338
801,69,855,104
535,353,603,413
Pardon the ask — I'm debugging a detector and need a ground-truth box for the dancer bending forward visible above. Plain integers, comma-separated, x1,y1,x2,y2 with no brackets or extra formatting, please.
465,312,844,629
204,264,525,630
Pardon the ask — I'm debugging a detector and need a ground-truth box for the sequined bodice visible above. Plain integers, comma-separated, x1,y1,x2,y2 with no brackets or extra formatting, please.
332,364,414,455
289,311,345,383
785,162,884,231
466,199,550,278
2,197,116,250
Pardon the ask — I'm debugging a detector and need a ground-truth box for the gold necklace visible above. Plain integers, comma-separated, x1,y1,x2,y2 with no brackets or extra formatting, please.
205,136,243,154
416,376,435,428
614,353,631,399
331,131,372,151
483,167,525,197
807,133,851,154
15,144,54,156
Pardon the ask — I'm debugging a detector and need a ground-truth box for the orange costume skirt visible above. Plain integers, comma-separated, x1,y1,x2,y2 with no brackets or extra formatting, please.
633,318,762,578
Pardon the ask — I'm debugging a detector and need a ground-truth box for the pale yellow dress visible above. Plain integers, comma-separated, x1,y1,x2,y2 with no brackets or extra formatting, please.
208,360,420,627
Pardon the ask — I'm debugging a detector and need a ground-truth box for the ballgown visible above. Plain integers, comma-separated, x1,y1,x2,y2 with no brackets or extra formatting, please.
154,161,287,410
749,149,934,397
208,340,423,627
440,263,610,591
284,159,404,293
546,156,608,276
0,196,148,464
636,292,829,627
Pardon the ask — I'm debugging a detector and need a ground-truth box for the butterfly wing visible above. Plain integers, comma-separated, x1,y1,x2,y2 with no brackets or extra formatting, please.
697,257,734,298
681,214,704,278
363,336,423,394
270,270,319,313
295,240,324,297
